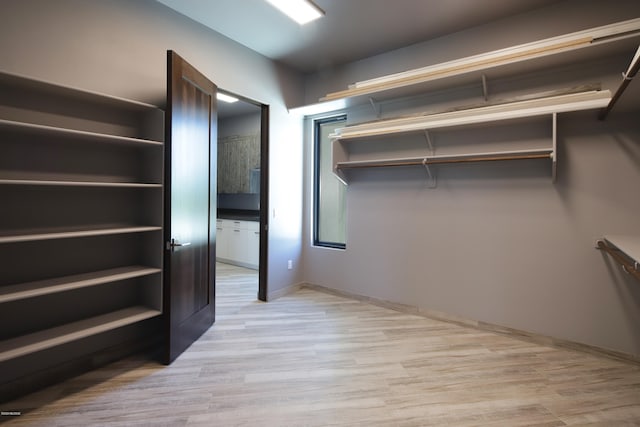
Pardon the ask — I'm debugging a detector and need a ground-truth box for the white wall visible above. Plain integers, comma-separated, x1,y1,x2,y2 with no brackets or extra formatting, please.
0,0,306,295
302,0,640,356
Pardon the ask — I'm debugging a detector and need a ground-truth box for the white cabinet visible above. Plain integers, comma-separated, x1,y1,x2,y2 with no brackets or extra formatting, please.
228,221,247,263
247,226,261,267
216,219,259,269
215,219,229,260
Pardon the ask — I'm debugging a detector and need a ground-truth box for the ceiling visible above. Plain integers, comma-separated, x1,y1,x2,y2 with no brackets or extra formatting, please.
218,90,262,119
156,0,562,74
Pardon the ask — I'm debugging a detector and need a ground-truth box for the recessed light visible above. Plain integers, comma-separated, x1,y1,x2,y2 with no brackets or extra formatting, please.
265,0,324,25
217,93,239,103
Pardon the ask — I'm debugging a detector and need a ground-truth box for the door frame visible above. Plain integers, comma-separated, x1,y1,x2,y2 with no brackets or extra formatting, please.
258,104,269,302
217,92,269,302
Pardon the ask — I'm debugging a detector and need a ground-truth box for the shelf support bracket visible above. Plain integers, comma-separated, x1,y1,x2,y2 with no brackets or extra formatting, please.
369,97,381,118
599,44,640,120
596,239,640,281
482,74,489,101
422,158,437,188
424,130,434,155
551,113,557,183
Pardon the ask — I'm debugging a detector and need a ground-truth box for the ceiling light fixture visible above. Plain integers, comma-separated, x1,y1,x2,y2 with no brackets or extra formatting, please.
265,0,325,25
217,92,239,103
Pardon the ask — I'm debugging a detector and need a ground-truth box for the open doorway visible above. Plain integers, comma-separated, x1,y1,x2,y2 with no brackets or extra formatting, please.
216,91,268,303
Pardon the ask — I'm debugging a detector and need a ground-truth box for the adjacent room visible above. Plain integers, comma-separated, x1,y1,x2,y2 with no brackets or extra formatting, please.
1,0,639,425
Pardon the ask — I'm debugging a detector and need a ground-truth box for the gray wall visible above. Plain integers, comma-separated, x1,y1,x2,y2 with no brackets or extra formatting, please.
302,0,640,356
219,112,261,139
0,0,306,295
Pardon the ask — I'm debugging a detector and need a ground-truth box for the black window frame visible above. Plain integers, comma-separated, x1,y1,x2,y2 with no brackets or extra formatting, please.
313,114,347,250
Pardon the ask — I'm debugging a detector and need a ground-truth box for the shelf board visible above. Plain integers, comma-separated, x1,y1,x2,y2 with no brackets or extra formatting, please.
322,20,640,104
337,148,553,169
331,90,609,141
0,119,163,147
0,225,162,244
0,179,162,188
0,306,161,362
0,266,162,303
604,235,640,265
0,70,161,112
289,19,640,116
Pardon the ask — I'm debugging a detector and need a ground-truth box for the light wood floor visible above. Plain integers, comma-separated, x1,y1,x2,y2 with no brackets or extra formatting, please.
3,263,640,426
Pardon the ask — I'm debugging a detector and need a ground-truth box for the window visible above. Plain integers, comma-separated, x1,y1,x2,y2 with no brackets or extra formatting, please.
314,115,347,249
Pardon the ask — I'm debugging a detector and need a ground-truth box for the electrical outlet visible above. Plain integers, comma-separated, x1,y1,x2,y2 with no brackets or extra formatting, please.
287,260,293,270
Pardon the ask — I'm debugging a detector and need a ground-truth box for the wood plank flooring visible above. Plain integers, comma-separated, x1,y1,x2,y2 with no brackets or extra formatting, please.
2,263,640,426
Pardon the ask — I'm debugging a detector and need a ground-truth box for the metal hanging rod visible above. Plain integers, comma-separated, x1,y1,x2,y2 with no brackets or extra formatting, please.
337,151,552,170
596,239,640,281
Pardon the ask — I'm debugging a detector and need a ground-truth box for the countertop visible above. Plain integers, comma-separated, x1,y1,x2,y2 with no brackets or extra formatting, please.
217,209,260,222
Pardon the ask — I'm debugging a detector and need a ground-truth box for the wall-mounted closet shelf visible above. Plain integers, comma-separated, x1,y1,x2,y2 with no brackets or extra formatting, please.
0,226,162,244
331,88,616,184
0,71,160,112
289,18,640,116
0,307,162,363
0,179,162,188
324,19,639,103
330,90,609,141
597,236,640,281
0,70,164,375
0,266,161,304
0,119,163,147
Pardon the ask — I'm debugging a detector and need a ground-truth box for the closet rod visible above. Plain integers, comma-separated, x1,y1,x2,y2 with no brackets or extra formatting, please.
599,45,640,120
597,239,640,281
338,152,551,169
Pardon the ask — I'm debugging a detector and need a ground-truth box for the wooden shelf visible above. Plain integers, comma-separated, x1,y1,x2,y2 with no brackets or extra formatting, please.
604,236,640,263
0,179,162,188
0,69,164,388
289,19,639,116
298,18,640,114
0,225,162,244
0,119,163,147
331,93,570,184
597,236,640,281
0,266,161,303
330,90,609,141
329,88,614,185
0,70,160,113
0,306,161,362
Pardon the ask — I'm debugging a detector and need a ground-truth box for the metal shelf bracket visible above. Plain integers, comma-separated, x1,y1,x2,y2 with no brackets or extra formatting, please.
424,130,434,155
422,158,437,188
369,97,381,118
551,113,557,183
482,74,489,101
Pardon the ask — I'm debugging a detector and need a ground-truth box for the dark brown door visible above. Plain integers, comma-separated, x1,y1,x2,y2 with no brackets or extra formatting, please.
163,51,217,364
